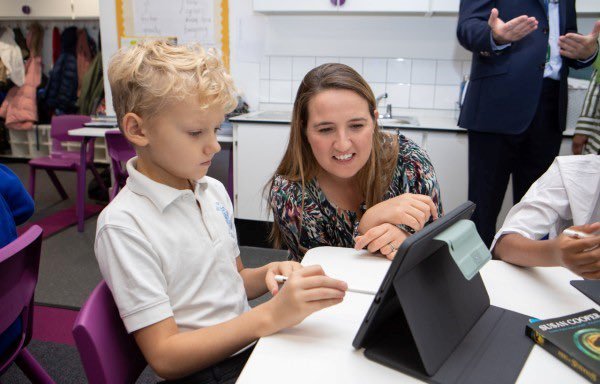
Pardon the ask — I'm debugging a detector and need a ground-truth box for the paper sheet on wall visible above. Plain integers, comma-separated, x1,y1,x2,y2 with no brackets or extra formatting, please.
116,0,230,69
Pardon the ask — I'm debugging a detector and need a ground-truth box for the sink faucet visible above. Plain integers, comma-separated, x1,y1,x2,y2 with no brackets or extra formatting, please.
375,93,388,106
384,104,393,119
375,93,393,119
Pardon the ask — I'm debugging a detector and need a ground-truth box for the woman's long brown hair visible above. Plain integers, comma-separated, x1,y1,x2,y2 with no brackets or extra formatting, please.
266,63,398,249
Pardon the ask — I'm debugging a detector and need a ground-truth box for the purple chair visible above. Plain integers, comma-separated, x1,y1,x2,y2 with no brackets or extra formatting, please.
28,115,107,231
72,281,147,384
104,130,135,201
0,225,55,383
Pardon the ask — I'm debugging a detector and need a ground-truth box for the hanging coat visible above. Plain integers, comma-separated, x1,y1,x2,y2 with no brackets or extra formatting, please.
0,56,42,130
0,28,24,87
45,26,78,113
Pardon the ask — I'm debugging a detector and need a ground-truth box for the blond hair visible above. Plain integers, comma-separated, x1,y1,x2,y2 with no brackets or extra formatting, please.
267,63,398,248
108,40,238,129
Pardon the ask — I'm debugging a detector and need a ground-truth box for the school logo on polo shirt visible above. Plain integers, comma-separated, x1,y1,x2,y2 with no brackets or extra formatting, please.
215,202,236,239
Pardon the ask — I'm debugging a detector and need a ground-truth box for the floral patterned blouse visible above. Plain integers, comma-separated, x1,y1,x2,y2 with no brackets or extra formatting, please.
269,133,443,262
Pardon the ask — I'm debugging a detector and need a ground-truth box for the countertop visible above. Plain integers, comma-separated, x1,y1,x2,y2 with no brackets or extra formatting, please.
230,110,576,137
229,110,464,133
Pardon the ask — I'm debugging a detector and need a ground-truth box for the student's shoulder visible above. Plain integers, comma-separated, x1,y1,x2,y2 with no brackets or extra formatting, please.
96,186,150,234
555,154,600,175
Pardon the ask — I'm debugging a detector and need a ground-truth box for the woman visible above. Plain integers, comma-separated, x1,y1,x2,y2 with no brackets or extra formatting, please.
268,63,443,262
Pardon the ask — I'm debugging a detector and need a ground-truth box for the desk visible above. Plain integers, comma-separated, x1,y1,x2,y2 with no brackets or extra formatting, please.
67,128,234,231
237,261,596,384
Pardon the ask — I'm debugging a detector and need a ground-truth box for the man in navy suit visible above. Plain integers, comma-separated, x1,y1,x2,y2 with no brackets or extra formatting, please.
457,0,599,246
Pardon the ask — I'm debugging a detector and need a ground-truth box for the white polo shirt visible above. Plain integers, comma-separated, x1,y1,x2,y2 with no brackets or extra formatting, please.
95,157,250,334
491,155,600,251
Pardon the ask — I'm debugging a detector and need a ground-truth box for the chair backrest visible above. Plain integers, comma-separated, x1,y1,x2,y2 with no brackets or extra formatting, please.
0,225,43,372
50,115,92,153
104,130,135,188
73,281,147,384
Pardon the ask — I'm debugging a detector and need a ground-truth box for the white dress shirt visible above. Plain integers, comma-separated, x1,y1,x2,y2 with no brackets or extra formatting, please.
491,155,600,251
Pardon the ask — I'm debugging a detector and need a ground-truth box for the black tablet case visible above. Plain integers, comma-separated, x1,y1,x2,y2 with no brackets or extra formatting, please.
571,280,600,306
354,203,533,384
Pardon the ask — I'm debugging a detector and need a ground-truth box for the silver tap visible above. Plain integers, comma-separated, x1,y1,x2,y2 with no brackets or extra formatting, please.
375,93,388,106
384,104,393,119
375,93,393,119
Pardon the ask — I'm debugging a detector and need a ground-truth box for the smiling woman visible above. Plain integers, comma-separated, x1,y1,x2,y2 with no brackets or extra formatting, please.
267,63,444,262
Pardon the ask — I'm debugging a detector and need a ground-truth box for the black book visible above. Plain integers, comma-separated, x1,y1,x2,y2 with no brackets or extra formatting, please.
526,309,600,383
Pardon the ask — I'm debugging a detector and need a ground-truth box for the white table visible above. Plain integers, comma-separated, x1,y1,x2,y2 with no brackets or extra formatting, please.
68,127,234,142
237,261,597,384
67,128,234,231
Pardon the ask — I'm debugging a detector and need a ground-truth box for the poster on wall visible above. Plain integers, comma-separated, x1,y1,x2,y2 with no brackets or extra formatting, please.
115,0,230,69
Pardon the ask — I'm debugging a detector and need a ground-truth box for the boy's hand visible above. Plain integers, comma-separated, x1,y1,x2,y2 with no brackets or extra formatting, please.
554,223,600,279
354,223,409,260
265,261,302,295
265,265,347,331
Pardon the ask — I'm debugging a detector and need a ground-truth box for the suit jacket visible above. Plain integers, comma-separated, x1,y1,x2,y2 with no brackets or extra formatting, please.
457,0,597,134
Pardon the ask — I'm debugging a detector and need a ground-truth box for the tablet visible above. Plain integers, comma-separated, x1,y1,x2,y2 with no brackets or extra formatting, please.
352,201,476,351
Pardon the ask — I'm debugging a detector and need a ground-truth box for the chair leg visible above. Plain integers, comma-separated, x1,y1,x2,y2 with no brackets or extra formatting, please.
29,167,36,199
76,166,85,232
89,165,108,194
15,349,55,384
46,170,69,200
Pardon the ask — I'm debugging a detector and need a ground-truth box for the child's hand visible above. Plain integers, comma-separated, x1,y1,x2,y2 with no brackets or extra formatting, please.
555,223,600,279
265,261,303,295
265,265,347,331
354,223,409,260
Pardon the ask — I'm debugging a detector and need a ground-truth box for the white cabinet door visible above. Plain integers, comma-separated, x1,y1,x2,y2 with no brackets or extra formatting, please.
253,0,338,13
577,0,600,14
422,131,468,213
430,0,460,13
0,0,72,18
234,123,291,221
338,0,428,13
73,0,99,18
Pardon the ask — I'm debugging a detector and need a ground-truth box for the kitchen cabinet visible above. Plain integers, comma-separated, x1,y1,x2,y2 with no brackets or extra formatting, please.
422,131,468,213
253,0,338,13
234,123,291,221
0,0,72,19
577,0,600,14
253,0,428,14
429,0,460,13
73,0,99,19
337,0,428,13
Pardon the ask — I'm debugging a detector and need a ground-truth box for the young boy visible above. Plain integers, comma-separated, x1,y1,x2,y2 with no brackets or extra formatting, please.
96,41,347,383
492,154,600,279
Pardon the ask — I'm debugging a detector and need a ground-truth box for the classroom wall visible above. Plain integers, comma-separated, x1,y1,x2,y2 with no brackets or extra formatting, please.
99,1,598,115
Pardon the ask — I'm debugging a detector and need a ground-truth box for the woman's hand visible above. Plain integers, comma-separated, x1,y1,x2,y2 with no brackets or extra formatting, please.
367,193,438,232
265,261,303,295
354,223,409,260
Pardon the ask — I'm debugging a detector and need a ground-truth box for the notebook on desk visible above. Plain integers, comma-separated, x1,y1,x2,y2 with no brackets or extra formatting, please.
301,247,391,295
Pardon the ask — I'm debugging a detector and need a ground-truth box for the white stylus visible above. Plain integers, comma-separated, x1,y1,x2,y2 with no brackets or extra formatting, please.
274,275,372,295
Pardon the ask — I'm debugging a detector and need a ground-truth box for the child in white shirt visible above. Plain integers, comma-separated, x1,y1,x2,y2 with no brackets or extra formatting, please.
95,40,347,383
492,155,600,279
